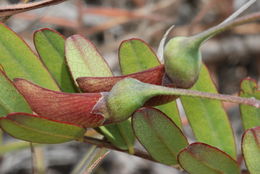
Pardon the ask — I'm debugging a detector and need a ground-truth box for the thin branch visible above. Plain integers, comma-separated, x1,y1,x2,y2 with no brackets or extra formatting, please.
152,85,260,108
220,0,256,25
30,143,35,174
0,0,68,17
82,136,155,162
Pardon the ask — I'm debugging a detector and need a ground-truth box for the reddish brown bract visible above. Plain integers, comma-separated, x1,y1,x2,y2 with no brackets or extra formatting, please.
76,65,164,93
14,79,105,128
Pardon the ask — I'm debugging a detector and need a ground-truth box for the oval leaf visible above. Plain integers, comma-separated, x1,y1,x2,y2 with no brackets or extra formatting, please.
34,28,77,93
180,65,237,159
65,35,135,151
0,71,31,117
0,22,59,91
14,78,104,128
65,35,112,80
178,143,240,174
119,38,160,75
239,78,260,130
0,113,86,144
242,127,260,174
119,38,181,128
132,107,188,165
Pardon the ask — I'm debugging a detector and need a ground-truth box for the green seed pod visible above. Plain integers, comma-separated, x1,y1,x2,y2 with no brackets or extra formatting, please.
93,78,260,123
164,36,201,89
163,12,260,88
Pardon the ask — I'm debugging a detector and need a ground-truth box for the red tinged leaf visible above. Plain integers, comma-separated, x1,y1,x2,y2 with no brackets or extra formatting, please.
178,143,240,174
13,79,105,128
242,127,260,173
76,65,164,93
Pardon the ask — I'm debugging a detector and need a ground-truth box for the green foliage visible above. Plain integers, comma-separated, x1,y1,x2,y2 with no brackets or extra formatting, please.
181,65,236,159
0,71,32,116
0,11,260,173
65,35,135,152
178,143,240,174
239,78,260,130
119,38,160,74
132,108,188,165
65,35,112,79
242,127,260,174
97,122,134,152
0,23,59,90
34,28,77,93
0,113,85,144
119,38,181,128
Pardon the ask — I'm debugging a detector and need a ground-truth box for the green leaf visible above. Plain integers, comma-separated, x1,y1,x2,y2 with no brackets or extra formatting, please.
34,28,77,93
119,38,181,128
119,38,160,75
180,65,236,159
242,127,260,174
65,35,135,151
0,71,31,117
98,121,135,151
0,70,87,144
65,35,112,80
0,23,59,91
0,113,86,144
239,78,260,130
132,107,188,165
178,143,240,174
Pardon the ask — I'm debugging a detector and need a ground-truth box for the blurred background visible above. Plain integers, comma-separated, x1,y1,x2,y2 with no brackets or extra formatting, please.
0,0,259,173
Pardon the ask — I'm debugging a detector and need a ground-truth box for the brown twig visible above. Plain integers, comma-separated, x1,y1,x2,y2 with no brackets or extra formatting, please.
0,0,68,17
82,136,155,162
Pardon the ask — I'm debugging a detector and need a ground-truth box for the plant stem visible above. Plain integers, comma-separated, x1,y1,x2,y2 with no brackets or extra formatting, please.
191,12,260,45
150,85,260,108
0,0,68,17
82,136,155,162
30,143,35,174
